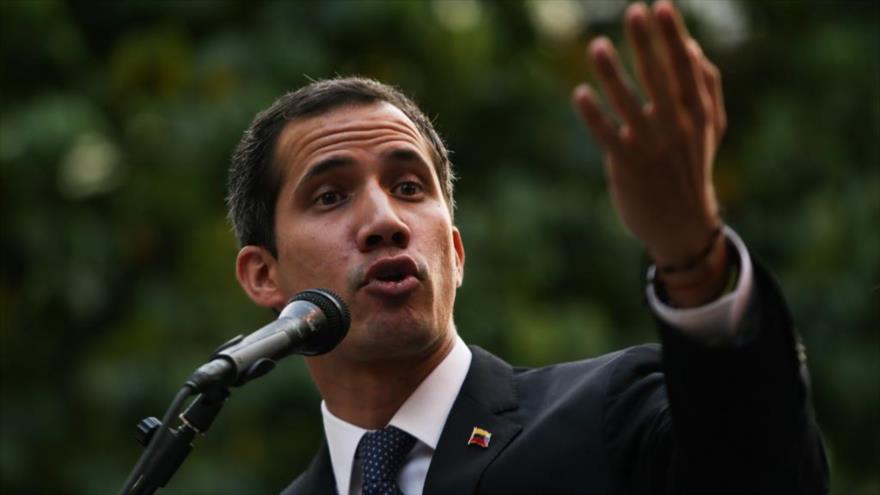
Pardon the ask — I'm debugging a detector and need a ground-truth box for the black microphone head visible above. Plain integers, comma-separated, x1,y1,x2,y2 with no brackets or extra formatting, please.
290,288,351,355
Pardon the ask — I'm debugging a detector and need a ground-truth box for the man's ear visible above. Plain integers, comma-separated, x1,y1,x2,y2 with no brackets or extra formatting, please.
235,245,287,310
452,227,465,287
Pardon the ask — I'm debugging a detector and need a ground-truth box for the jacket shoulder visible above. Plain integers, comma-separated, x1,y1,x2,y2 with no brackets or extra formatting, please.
504,344,666,432
511,343,663,390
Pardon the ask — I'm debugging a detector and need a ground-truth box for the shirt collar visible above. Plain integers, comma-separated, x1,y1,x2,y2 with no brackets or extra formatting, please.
321,334,472,494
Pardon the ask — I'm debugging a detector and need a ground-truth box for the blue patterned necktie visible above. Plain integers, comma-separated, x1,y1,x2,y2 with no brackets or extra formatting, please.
358,425,417,495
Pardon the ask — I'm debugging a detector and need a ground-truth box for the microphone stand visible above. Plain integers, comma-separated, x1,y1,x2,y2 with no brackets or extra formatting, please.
120,385,231,495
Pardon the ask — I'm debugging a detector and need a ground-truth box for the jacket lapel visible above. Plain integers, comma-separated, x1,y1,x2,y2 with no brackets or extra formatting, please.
423,346,522,495
279,440,337,495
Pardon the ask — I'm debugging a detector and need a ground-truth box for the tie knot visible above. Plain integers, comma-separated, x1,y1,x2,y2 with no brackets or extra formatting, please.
358,426,417,495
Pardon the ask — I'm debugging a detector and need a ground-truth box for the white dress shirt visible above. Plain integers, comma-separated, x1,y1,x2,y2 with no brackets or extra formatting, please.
322,335,472,495
321,229,755,495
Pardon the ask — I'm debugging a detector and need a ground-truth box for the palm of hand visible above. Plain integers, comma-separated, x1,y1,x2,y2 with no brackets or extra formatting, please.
574,0,726,266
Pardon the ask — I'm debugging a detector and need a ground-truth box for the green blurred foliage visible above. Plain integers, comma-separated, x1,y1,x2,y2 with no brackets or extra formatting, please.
1,0,877,493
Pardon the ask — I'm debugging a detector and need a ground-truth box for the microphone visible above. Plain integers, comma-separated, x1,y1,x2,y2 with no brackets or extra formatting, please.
186,289,350,392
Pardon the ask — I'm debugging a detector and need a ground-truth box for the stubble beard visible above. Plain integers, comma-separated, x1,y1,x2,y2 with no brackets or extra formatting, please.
338,251,459,364
340,298,450,363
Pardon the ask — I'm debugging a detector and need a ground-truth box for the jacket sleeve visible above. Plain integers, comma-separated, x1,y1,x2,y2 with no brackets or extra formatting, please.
603,259,829,494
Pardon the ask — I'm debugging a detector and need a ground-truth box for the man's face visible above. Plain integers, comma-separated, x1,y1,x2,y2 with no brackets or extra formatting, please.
268,102,464,362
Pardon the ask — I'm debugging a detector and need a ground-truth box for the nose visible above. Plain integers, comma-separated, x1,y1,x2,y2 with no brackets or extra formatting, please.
356,184,411,252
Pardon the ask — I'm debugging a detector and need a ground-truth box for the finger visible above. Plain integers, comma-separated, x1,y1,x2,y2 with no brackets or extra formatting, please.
589,37,651,137
701,57,726,139
572,84,624,156
686,40,713,125
654,0,707,126
624,3,675,122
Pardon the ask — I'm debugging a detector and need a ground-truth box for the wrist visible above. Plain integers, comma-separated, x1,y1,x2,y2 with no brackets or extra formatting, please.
652,229,731,307
648,223,723,269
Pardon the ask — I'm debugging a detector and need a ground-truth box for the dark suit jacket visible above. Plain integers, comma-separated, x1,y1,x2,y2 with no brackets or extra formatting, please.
282,263,829,494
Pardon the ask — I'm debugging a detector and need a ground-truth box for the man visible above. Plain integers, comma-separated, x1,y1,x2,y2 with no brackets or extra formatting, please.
227,2,828,493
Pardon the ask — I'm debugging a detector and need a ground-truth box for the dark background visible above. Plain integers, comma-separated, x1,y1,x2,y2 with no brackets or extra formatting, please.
1,0,877,493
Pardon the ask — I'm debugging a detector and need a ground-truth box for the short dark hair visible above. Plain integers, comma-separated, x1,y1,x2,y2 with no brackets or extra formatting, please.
227,77,455,255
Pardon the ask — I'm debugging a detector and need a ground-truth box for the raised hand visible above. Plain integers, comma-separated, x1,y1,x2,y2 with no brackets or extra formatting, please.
573,0,729,306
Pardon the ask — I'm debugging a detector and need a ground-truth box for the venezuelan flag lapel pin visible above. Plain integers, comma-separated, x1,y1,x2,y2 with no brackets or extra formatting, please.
467,427,492,448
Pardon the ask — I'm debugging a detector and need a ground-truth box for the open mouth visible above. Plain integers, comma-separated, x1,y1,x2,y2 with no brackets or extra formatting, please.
375,271,407,283
361,256,421,297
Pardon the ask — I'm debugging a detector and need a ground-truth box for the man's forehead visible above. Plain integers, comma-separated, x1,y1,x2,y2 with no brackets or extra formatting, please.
275,101,429,170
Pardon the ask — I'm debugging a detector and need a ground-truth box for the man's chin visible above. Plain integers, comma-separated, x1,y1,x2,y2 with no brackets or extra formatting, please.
340,316,443,362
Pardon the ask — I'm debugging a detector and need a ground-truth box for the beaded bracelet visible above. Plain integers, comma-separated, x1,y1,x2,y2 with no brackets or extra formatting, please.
647,231,740,306
657,225,724,274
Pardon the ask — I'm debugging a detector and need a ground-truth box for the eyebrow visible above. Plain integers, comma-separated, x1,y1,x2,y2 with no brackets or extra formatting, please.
297,146,431,192
300,156,354,183
381,147,426,164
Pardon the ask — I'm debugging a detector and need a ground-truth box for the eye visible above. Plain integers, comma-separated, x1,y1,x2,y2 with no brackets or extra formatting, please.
392,180,424,198
315,190,348,207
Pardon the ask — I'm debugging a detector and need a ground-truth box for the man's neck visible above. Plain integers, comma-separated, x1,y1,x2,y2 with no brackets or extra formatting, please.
306,333,455,430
